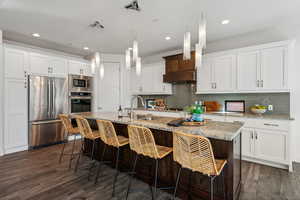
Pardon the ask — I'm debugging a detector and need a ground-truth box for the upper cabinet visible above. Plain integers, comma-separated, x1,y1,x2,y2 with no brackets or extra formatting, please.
4,48,28,79
197,41,292,94
130,62,172,95
29,53,68,77
68,60,92,76
197,55,236,93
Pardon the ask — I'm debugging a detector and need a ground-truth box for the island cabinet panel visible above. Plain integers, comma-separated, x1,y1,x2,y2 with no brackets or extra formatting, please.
85,120,241,200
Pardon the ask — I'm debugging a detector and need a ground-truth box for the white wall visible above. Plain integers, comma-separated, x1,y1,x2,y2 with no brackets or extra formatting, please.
0,30,4,156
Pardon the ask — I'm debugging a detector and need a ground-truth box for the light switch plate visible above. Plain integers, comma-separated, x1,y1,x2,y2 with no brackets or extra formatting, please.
268,105,273,111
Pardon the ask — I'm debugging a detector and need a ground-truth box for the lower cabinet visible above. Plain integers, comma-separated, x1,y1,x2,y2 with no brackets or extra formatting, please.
241,127,289,169
4,78,28,154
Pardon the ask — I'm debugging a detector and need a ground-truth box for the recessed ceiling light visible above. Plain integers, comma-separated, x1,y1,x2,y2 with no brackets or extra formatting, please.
128,47,133,50
83,47,89,50
165,36,171,40
221,20,230,25
32,33,40,37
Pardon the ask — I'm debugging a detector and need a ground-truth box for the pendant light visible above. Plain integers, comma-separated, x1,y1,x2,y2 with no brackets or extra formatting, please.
136,57,141,76
183,32,191,60
195,13,207,68
95,52,100,67
100,63,104,79
91,58,96,74
125,48,131,70
133,40,138,62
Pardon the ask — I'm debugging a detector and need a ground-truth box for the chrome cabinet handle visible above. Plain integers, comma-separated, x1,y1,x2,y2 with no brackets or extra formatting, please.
255,132,258,140
260,80,264,88
257,80,260,87
24,71,27,88
251,132,254,139
214,82,217,89
263,123,279,127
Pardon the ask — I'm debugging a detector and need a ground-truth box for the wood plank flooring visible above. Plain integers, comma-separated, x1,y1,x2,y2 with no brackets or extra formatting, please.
0,142,299,200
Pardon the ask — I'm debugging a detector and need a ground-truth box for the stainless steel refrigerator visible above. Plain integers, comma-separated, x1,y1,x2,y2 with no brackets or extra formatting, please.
28,75,68,148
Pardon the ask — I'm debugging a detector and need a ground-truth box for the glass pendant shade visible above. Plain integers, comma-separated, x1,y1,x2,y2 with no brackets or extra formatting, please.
91,58,96,74
133,40,138,62
95,52,100,67
125,49,131,70
195,43,202,69
99,63,104,79
198,15,207,49
136,57,141,76
183,32,191,60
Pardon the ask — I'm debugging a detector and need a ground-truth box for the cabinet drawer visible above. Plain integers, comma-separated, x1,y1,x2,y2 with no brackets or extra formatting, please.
244,119,289,131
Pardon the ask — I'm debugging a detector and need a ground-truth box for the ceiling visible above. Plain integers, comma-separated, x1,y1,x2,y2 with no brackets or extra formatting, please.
0,0,299,57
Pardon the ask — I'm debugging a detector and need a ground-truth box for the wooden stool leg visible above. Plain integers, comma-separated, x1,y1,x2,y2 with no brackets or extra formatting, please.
126,154,139,200
112,147,120,197
58,140,67,164
68,135,77,169
222,171,226,200
173,166,182,200
152,159,159,200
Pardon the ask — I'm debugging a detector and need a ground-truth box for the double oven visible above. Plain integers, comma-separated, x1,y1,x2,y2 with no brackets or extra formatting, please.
69,75,93,113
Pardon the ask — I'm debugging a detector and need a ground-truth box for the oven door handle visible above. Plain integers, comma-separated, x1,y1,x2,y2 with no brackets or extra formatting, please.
70,96,92,100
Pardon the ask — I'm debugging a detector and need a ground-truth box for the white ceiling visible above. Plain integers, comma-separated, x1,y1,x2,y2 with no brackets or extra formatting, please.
0,0,299,57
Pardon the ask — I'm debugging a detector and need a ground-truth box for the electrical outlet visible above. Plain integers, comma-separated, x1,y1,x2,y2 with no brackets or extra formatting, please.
268,105,273,111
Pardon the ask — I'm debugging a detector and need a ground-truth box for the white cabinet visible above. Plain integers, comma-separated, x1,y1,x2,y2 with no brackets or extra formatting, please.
213,55,236,92
130,62,172,95
254,129,287,163
29,53,68,77
197,41,292,94
69,60,91,76
4,48,28,79
197,55,236,93
4,47,28,154
237,51,260,91
260,47,287,90
241,128,255,158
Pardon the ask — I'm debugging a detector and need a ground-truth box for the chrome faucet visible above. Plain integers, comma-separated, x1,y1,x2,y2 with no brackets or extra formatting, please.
130,95,146,120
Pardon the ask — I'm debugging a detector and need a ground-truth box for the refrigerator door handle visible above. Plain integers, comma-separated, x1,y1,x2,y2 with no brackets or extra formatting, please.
47,79,51,117
52,79,56,118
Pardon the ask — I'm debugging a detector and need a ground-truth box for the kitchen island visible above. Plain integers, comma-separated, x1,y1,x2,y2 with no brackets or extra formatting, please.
76,112,243,200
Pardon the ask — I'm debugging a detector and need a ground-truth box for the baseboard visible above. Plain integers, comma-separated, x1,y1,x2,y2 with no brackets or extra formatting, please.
4,145,28,154
242,156,290,171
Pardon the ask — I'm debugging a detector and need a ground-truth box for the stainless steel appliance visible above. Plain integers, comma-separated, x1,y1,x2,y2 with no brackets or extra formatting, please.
28,75,68,148
70,92,92,113
69,74,93,93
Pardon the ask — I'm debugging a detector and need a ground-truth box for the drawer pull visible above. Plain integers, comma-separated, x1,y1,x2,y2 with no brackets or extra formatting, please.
263,123,279,127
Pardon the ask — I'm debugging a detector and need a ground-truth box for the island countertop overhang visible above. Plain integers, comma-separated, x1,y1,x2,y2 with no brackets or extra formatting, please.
73,112,244,141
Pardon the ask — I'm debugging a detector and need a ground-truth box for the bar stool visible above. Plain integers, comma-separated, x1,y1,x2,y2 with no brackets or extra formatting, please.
94,119,129,197
58,114,80,169
173,131,227,200
126,125,173,200
74,116,102,172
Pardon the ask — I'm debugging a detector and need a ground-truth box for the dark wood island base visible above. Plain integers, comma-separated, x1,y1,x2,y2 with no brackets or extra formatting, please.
84,121,242,200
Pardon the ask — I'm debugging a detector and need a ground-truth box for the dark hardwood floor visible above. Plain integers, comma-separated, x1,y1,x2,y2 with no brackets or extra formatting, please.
0,142,299,200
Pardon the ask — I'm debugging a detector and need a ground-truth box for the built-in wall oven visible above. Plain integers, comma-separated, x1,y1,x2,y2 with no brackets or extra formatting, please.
70,92,92,113
69,74,93,93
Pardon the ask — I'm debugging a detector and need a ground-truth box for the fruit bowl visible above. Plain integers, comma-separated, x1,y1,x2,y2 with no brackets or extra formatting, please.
251,107,267,115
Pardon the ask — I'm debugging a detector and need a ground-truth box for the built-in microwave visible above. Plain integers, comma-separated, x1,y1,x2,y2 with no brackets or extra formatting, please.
69,75,93,92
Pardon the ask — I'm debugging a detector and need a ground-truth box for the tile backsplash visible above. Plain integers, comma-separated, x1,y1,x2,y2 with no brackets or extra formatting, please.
140,83,290,115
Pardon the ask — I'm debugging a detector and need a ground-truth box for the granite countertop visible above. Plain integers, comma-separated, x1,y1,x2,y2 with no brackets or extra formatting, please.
74,112,244,141
132,108,293,121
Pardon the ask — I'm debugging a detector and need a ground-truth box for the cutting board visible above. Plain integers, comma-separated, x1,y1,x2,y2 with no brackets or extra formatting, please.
204,101,221,112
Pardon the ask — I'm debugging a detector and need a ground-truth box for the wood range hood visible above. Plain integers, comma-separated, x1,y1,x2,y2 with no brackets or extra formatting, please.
163,51,196,83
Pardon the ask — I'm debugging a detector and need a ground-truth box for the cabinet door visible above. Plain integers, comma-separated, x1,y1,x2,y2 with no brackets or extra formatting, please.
130,70,142,94
213,55,236,92
29,53,50,75
50,57,68,77
98,62,120,112
141,66,154,93
4,48,28,79
82,63,92,76
197,59,213,92
4,79,28,153
68,61,82,75
237,51,260,91
260,47,287,90
254,129,287,163
241,128,255,158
